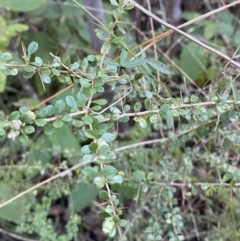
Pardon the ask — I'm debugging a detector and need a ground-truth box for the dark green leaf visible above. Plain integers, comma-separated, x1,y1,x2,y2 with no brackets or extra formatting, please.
99,190,109,200
98,211,111,219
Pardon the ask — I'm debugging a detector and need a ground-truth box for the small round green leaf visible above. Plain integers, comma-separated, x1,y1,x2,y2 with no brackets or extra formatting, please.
41,74,51,84
139,117,147,128
66,95,78,111
23,125,35,134
55,100,65,114
99,190,109,200
105,205,114,214
101,133,116,142
101,165,117,178
53,119,63,128
35,119,46,127
94,176,105,188
109,175,123,185
85,129,97,139
82,166,97,177
119,219,128,227
44,124,54,135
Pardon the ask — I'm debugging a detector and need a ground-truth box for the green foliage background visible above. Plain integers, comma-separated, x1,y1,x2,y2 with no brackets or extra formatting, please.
1,0,240,240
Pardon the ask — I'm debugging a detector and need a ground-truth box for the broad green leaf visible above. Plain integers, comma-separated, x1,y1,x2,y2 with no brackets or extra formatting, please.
66,95,78,111
9,111,20,121
120,48,128,65
5,24,28,37
179,42,208,81
121,58,143,68
27,41,38,56
71,183,99,212
0,0,47,12
145,58,170,75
